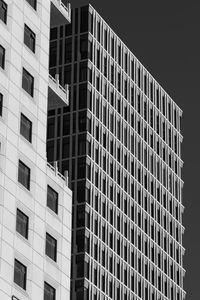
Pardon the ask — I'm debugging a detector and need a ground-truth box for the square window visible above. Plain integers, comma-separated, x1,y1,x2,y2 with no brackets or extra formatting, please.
26,0,37,10
0,45,5,69
22,68,34,97
0,93,3,116
44,282,56,300
20,113,32,142
46,233,57,262
24,24,36,53
14,259,27,290
18,160,30,190
47,185,58,214
16,209,29,239
0,0,7,24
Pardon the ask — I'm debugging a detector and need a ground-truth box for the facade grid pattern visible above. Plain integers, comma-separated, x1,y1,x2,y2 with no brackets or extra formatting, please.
47,4,185,300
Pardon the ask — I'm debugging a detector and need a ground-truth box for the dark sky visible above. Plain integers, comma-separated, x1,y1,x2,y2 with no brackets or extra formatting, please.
71,0,199,298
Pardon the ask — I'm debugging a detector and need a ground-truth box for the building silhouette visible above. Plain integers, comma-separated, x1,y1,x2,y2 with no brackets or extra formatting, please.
0,0,72,299
47,4,185,300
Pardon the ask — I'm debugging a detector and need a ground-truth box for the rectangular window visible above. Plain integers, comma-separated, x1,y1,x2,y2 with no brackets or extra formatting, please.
22,68,34,97
14,259,27,290
20,113,32,142
24,24,35,53
0,45,5,69
47,185,58,214
44,282,56,300
46,233,57,262
0,93,3,116
18,160,30,190
0,0,7,24
26,0,37,10
16,209,29,239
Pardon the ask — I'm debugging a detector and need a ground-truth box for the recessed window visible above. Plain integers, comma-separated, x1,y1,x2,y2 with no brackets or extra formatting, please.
0,45,5,69
24,24,36,53
0,93,3,116
18,160,30,190
14,259,27,290
22,68,34,97
26,0,37,10
46,233,57,262
20,113,32,142
16,209,29,239
47,185,58,214
0,0,7,24
44,282,56,300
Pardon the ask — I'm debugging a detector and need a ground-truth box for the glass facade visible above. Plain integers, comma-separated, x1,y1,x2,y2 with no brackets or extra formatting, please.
47,5,185,300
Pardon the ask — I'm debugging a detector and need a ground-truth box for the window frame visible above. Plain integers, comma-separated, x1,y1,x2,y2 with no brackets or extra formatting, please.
44,281,56,300
26,0,37,10
0,0,7,24
0,92,3,116
16,209,29,239
20,113,32,143
22,68,34,97
45,233,57,262
0,44,5,69
24,24,36,53
14,259,27,290
18,160,31,190
47,185,58,214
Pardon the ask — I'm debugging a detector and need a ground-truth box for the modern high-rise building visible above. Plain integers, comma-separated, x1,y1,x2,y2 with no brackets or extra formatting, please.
48,4,185,300
0,0,72,299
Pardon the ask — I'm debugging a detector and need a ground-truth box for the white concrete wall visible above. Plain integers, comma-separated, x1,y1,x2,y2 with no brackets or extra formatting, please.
0,0,72,299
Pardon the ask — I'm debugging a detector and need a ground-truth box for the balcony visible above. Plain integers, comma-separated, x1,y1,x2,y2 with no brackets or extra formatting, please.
47,161,69,186
48,74,69,108
50,0,71,27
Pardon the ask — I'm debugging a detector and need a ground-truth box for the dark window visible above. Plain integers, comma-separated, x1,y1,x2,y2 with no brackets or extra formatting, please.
44,282,56,300
49,41,57,67
14,259,27,290
22,68,34,97
0,45,5,69
24,24,35,52
47,140,54,162
47,185,58,214
80,6,88,33
79,84,87,109
0,93,3,116
64,38,72,63
16,209,29,239
26,0,37,10
46,233,57,262
0,0,7,24
18,160,30,190
80,35,88,60
47,117,55,139
62,137,70,158
20,113,32,142
79,62,87,82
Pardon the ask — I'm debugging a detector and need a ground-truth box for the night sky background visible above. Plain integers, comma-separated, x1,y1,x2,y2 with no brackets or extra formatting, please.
71,0,199,298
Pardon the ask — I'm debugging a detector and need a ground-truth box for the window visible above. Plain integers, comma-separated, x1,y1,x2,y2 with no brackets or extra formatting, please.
14,259,27,290
47,185,58,214
20,113,32,142
26,0,37,10
46,233,57,262
80,6,88,33
0,0,7,24
22,68,34,97
16,209,29,239
0,93,3,116
0,45,5,69
18,160,30,190
24,24,35,53
44,282,56,300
